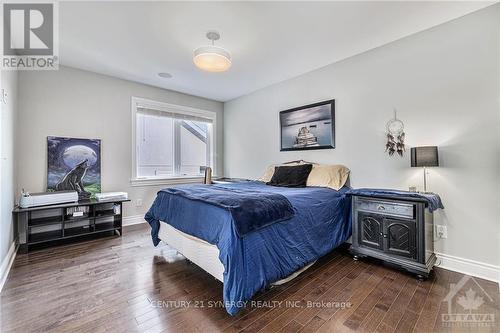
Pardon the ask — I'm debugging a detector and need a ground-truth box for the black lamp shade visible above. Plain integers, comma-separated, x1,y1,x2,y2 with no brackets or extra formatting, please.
411,146,439,167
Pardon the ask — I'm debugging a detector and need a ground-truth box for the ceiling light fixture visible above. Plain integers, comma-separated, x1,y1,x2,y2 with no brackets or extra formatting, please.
193,31,231,72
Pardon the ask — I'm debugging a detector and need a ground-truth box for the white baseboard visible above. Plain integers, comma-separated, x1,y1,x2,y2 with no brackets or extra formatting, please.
123,214,147,226
436,252,500,284
0,241,18,292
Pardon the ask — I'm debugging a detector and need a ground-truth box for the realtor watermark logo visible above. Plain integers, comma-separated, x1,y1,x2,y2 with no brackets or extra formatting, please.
441,275,496,328
1,1,59,70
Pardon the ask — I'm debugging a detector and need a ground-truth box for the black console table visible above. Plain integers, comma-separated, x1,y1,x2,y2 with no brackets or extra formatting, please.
13,199,130,253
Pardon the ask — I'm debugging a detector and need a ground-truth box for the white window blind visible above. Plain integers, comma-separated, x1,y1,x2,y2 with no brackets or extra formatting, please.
134,103,214,180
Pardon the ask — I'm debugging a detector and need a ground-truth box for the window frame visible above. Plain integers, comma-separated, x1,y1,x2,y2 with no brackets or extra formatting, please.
130,97,217,187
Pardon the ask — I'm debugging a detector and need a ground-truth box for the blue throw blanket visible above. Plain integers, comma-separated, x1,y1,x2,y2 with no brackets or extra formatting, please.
347,188,444,212
148,184,295,237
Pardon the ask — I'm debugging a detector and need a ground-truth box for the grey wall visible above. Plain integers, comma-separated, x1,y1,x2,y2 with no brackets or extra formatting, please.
0,70,18,265
497,15,500,262
224,6,500,267
17,66,223,219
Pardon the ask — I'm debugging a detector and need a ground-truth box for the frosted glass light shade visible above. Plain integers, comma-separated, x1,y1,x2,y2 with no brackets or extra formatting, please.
193,46,231,72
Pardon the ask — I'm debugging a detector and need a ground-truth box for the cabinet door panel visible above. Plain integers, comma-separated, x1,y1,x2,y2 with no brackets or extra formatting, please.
384,219,416,259
358,213,383,250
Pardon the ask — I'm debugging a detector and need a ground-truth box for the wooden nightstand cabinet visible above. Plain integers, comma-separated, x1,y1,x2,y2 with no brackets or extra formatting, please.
350,194,437,279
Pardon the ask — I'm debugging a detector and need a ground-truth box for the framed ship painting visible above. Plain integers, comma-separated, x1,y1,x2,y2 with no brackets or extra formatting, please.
280,99,335,151
47,136,101,199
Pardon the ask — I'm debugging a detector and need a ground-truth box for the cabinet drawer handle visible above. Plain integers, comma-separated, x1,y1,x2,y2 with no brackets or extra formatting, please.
383,234,388,238
377,205,386,211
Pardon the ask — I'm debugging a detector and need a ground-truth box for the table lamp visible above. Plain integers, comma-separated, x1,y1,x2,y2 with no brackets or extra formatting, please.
411,146,439,193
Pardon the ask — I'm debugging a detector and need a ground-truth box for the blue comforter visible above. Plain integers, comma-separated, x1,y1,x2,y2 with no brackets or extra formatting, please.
155,184,295,237
145,181,352,315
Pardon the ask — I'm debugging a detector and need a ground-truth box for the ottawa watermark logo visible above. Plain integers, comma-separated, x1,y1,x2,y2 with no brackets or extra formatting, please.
441,275,496,328
1,1,59,70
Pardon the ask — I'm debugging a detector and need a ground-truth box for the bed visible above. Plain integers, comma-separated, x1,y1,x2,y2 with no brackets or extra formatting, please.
145,181,352,315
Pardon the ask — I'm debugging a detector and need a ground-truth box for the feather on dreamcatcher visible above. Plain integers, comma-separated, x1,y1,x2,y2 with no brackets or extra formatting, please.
385,109,405,157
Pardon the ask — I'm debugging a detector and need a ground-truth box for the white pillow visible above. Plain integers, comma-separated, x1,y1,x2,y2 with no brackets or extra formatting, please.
306,164,350,190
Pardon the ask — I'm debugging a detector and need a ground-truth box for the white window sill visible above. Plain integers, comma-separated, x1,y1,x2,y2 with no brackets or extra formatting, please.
130,176,205,187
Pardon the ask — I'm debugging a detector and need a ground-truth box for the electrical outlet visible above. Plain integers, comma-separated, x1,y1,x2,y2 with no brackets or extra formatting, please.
436,225,447,239
136,199,143,207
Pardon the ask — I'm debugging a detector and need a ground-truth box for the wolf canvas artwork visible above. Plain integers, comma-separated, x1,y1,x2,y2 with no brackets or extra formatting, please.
47,136,101,199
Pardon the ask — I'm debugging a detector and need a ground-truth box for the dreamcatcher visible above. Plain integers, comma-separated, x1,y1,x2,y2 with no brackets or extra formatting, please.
385,109,405,157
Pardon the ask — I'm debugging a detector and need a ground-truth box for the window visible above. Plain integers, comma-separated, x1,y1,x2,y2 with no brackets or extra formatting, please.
131,97,216,185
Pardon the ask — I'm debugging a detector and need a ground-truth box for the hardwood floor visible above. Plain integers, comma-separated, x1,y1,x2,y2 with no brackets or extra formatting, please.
1,224,498,333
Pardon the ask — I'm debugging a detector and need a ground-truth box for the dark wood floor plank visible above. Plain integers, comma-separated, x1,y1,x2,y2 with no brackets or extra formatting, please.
280,319,304,333
257,258,364,332
375,272,420,331
342,270,399,331
314,265,387,332
413,269,448,332
407,276,434,315
223,252,344,333
358,272,409,332
374,322,394,333
299,315,326,333
291,260,369,326
1,224,498,333
394,309,419,333
431,269,500,333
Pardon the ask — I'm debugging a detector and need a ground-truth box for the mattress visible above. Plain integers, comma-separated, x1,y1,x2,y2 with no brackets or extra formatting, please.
159,222,225,281
158,222,315,285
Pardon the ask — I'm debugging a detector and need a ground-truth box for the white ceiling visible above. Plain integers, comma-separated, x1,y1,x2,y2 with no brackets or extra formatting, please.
59,1,494,102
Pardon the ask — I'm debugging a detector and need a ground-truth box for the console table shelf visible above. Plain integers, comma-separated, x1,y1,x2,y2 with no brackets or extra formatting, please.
13,198,130,253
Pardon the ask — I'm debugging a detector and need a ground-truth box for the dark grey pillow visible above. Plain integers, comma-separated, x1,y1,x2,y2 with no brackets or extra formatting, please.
267,164,313,187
